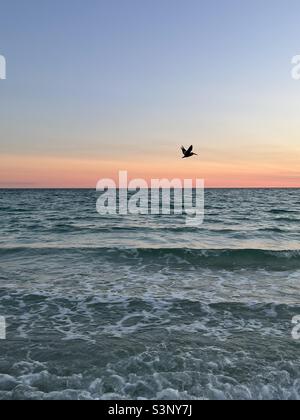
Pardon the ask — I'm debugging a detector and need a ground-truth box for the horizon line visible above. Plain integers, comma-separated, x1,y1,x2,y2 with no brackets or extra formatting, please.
1,187,300,190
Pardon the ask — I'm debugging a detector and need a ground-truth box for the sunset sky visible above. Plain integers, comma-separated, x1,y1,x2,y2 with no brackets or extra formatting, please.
1,0,300,188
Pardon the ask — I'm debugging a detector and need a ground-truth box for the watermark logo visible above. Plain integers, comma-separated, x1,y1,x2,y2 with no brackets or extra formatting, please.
0,54,6,80
0,316,6,340
292,316,300,340
96,171,205,227
291,55,300,80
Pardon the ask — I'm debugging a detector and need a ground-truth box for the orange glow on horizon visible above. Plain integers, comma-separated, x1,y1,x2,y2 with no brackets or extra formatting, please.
1,153,300,189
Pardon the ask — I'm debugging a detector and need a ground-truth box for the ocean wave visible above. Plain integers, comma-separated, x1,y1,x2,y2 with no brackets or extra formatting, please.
0,293,299,400
256,227,292,233
48,225,273,234
1,247,300,270
268,209,298,214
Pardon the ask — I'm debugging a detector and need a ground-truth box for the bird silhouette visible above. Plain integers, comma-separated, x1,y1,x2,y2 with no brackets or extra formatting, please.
181,145,198,159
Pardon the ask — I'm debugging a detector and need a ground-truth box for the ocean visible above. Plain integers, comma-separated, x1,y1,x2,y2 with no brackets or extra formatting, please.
0,188,299,400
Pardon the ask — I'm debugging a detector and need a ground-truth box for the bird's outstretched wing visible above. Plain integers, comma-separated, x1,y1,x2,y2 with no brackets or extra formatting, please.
181,146,187,155
187,145,193,154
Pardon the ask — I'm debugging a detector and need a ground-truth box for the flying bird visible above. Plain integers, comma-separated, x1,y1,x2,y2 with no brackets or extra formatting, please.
181,145,198,159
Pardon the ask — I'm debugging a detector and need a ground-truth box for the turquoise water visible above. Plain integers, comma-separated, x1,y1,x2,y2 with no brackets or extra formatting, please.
0,189,299,400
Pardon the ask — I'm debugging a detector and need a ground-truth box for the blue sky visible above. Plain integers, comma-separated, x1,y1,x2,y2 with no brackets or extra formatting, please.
1,0,300,187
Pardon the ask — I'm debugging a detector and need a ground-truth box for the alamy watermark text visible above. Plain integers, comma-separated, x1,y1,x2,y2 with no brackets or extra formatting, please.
0,54,6,80
291,55,300,80
292,316,300,340
96,171,205,227
0,317,6,340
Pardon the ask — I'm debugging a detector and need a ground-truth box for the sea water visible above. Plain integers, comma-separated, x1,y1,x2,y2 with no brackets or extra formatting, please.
0,189,299,400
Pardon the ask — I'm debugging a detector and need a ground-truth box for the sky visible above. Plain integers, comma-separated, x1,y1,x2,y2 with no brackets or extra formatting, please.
0,0,300,188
